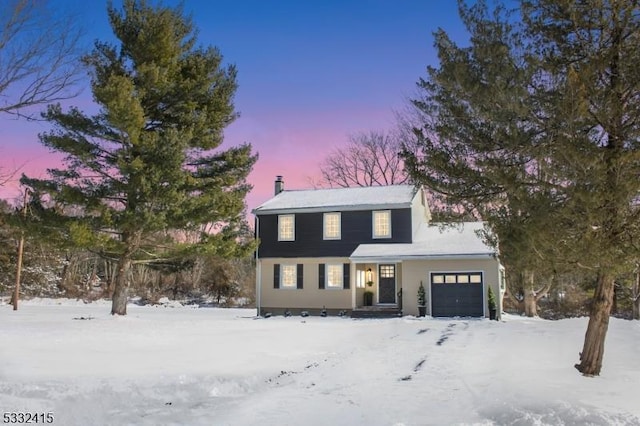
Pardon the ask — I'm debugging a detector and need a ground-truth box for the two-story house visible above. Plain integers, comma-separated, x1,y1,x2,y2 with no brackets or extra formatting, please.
253,176,503,318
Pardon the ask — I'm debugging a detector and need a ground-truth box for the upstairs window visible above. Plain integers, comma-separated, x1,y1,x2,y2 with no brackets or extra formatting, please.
323,212,341,240
372,210,391,239
278,214,295,241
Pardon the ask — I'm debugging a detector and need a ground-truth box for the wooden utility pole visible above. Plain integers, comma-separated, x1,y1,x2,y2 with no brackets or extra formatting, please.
12,189,28,311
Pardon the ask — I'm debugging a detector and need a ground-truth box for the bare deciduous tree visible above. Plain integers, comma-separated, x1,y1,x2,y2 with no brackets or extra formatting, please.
0,0,82,118
0,0,83,187
0,167,17,187
319,131,409,188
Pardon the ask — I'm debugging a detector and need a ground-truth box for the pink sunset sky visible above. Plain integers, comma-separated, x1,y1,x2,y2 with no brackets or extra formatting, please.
0,0,467,214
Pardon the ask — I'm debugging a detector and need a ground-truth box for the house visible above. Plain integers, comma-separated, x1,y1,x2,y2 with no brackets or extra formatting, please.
252,176,504,318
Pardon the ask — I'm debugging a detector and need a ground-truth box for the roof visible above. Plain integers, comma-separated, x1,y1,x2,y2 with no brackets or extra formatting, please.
252,185,419,214
349,222,496,262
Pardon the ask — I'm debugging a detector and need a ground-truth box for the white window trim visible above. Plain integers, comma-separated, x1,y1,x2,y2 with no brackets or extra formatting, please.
430,271,484,285
280,264,297,289
372,210,392,239
325,263,343,289
323,212,341,240
278,214,295,241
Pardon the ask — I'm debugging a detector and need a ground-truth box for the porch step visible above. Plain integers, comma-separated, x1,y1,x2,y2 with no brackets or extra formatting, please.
351,306,402,319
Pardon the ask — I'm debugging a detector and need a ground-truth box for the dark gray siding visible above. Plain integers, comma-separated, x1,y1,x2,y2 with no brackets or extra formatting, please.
257,209,412,258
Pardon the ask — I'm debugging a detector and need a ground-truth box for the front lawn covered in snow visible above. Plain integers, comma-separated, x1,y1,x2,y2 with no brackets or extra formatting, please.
1,299,638,425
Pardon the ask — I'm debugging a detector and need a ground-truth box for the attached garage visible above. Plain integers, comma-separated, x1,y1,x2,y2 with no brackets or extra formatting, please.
430,272,484,317
350,222,502,319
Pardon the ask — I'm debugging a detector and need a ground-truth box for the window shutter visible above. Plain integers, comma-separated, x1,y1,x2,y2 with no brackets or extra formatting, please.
319,264,325,289
297,264,304,289
343,263,350,289
274,264,280,289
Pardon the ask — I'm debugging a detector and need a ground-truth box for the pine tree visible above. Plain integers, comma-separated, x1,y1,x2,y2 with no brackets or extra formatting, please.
417,282,426,307
21,0,257,315
404,0,640,376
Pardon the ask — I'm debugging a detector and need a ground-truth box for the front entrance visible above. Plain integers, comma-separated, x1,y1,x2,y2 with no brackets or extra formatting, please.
378,264,396,304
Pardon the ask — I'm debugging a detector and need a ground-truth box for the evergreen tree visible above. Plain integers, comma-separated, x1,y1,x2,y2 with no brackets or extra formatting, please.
404,0,640,376
21,0,257,315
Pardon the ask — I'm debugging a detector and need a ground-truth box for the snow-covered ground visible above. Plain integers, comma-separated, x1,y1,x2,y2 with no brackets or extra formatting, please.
1,299,638,426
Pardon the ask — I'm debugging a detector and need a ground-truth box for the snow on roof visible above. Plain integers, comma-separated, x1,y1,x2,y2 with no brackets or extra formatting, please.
253,185,418,214
350,222,496,261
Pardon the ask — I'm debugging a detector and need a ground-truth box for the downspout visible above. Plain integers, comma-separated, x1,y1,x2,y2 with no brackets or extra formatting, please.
255,215,261,317
498,264,505,321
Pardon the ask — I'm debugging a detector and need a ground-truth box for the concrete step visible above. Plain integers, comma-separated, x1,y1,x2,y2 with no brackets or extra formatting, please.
351,306,402,319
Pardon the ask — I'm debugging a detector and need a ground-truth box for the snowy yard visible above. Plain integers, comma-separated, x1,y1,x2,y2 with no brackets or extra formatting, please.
1,299,639,426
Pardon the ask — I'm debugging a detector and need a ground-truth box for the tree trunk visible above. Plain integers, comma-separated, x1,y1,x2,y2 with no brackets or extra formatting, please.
523,270,538,317
12,190,29,310
111,256,132,315
611,282,618,316
59,254,70,293
503,286,524,313
632,269,640,321
575,271,615,376
523,289,538,317
104,259,116,297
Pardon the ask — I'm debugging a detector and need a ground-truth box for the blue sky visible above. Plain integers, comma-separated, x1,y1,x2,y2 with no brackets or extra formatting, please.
0,0,468,210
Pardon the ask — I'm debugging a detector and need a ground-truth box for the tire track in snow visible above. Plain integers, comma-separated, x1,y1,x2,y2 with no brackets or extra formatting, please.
399,321,470,382
264,361,323,386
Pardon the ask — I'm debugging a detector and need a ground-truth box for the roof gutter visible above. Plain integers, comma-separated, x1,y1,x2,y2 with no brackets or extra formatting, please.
349,253,496,263
252,202,414,216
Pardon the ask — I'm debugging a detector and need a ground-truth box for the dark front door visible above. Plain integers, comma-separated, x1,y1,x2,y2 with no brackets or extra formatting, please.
378,264,396,304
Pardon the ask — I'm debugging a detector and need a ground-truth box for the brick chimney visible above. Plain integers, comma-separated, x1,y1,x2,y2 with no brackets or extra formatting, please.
274,175,284,195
